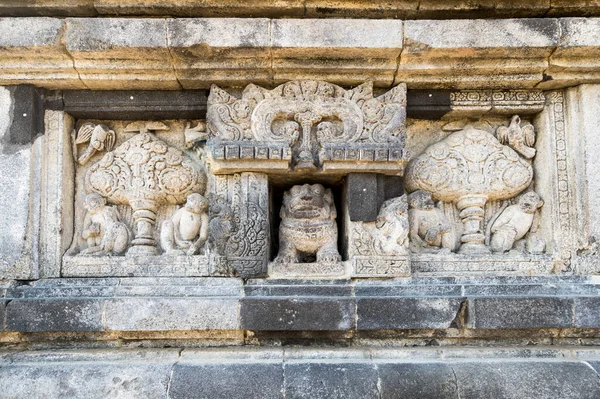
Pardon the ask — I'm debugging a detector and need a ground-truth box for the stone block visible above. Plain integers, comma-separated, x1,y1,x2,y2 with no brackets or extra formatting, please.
271,19,402,86
5,299,104,332
62,89,209,120
544,18,600,88
400,19,560,89
284,362,379,399
0,362,172,398
66,18,179,89
467,297,574,329
94,0,305,17
574,297,600,328
0,1,96,17
167,18,271,88
0,18,82,88
241,297,355,331
452,361,600,398
104,298,239,331
377,362,458,399
357,297,463,330
169,362,283,399
417,0,550,18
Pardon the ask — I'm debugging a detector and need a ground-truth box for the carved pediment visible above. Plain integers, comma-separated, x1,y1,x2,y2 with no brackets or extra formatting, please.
206,80,407,175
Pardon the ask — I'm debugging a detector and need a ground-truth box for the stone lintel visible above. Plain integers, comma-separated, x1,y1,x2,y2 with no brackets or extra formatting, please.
0,17,599,89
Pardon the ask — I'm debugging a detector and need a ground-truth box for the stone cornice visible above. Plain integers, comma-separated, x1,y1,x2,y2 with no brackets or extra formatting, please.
0,17,598,90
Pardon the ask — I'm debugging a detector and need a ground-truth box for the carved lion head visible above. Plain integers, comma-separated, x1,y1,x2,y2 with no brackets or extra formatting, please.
281,184,336,220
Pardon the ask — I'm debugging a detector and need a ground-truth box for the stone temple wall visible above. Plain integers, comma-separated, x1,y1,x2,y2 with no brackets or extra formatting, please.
1,2,600,398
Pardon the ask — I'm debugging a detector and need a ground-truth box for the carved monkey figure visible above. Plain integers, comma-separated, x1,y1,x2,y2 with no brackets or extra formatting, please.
490,191,544,253
161,193,209,256
80,193,130,256
408,190,457,253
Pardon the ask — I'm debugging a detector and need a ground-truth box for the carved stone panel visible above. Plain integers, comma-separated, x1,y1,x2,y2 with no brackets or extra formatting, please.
206,80,408,175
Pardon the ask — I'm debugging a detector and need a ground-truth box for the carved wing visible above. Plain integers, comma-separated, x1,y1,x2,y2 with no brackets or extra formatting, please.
75,123,95,144
522,124,535,147
496,125,509,145
104,129,116,152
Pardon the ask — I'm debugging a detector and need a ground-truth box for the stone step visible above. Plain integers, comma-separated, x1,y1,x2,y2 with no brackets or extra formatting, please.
0,347,599,398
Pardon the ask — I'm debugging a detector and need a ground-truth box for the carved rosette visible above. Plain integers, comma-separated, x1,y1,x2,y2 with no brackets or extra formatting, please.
85,132,206,255
206,80,407,175
405,126,533,253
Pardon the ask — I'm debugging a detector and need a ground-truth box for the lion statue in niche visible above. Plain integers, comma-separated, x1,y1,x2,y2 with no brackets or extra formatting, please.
275,183,341,264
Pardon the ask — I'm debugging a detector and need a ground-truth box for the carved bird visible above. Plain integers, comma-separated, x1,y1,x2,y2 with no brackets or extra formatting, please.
75,123,116,165
496,115,536,159
184,121,210,149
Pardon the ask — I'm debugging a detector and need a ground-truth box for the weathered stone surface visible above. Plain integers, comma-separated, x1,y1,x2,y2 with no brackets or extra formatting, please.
167,18,271,88
0,356,172,398
544,18,600,89
357,297,463,330
272,19,402,86
452,361,600,399
467,297,574,329
574,297,600,328
241,297,355,330
5,298,104,332
169,363,283,399
104,298,239,331
400,18,560,89
66,18,179,89
285,362,379,399
0,18,82,88
377,362,458,399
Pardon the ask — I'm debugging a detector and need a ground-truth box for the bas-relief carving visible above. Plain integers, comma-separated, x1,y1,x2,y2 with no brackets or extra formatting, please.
407,190,457,253
85,125,207,255
65,120,212,277
275,184,341,264
405,116,538,255
350,195,410,277
80,193,130,256
206,80,407,174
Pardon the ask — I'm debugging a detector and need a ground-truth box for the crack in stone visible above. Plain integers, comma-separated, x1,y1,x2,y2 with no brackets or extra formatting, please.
449,364,462,399
165,348,184,399
165,19,184,90
57,21,90,90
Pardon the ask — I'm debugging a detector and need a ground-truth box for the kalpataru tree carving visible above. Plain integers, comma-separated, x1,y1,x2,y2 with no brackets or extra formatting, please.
85,126,207,255
274,184,341,264
405,121,535,254
206,80,407,175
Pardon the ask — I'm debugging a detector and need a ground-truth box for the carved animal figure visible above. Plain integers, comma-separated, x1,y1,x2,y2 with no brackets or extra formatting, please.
80,193,130,256
208,195,235,256
408,190,457,253
75,123,116,165
275,184,341,263
490,191,544,253
374,195,409,255
161,193,209,256
496,115,536,159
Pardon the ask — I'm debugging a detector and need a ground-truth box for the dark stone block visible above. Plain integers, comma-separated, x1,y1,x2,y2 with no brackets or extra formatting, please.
406,90,452,120
244,281,352,297
574,297,600,328
285,362,379,399
453,361,600,399
63,90,208,120
357,297,463,330
586,361,600,375
5,299,104,332
462,284,558,297
241,297,355,330
345,174,404,222
354,285,462,297
169,363,283,399
467,297,574,329
4,85,45,145
377,362,458,399
0,300,6,331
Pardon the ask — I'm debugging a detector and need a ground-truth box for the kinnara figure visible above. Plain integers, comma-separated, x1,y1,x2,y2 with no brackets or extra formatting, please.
160,193,209,256
489,191,544,253
80,193,130,256
408,190,456,253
